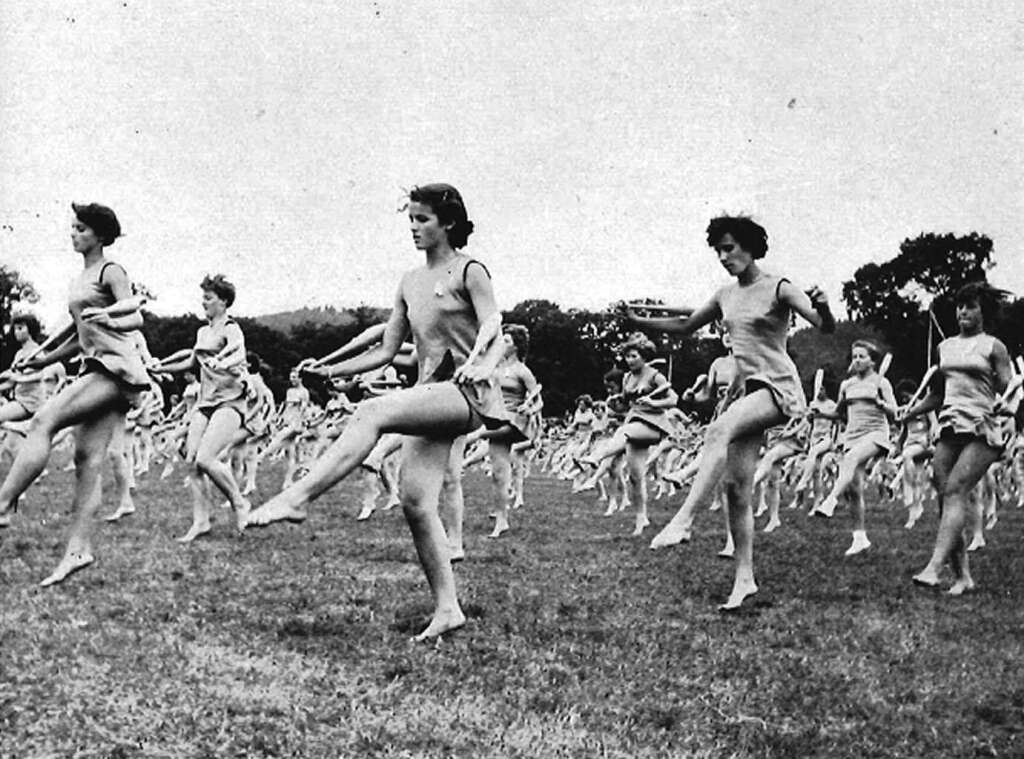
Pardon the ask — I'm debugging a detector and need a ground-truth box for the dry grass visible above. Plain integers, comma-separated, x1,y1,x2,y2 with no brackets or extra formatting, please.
1,465,1022,757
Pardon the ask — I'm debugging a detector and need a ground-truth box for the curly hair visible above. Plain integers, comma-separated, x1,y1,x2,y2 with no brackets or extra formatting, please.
706,216,768,259
408,184,475,249
503,323,530,361
200,274,236,308
618,331,657,361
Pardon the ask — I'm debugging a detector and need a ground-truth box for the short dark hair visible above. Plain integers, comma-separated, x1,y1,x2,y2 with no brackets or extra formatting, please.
954,281,1008,328
200,274,236,308
706,216,768,259
408,184,475,249
503,323,530,361
11,312,42,341
619,331,657,362
72,202,121,246
246,351,263,374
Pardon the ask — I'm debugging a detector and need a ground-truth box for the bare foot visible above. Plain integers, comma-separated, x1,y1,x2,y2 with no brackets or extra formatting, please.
412,607,467,642
717,545,735,559
763,516,782,533
176,521,212,543
966,534,986,552
245,499,308,529
650,520,691,550
382,496,400,511
356,504,375,521
984,511,998,531
602,500,617,517
753,502,768,518
103,505,136,522
631,514,650,537
912,570,942,588
40,552,95,587
718,579,758,611
904,504,923,529
0,496,19,528
449,547,466,564
947,575,976,596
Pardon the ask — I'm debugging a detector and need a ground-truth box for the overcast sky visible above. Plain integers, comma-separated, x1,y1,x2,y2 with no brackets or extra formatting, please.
2,1,1021,330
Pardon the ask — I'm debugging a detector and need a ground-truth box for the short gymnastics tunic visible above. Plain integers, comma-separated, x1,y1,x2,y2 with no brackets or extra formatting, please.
716,274,805,419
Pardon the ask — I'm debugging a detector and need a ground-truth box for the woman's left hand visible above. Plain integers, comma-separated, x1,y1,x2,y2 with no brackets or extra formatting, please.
454,362,494,385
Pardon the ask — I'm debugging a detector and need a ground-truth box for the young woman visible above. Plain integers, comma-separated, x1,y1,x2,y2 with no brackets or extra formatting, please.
149,275,253,541
0,314,67,425
901,282,1013,595
628,215,834,609
576,333,678,535
0,203,149,585
246,183,507,641
809,341,897,556
468,323,541,538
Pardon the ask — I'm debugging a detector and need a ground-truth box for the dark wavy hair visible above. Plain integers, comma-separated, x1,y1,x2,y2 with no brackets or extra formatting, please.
72,202,121,246
706,216,768,259
618,331,657,362
247,351,263,375
954,281,1010,329
11,312,42,342
201,274,236,308
503,323,530,361
408,184,474,249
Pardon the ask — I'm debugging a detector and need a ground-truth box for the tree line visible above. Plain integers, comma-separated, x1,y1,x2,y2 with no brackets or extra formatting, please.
3,232,1023,417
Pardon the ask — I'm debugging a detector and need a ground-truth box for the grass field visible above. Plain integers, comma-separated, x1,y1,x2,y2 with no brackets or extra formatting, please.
1,463,1022,758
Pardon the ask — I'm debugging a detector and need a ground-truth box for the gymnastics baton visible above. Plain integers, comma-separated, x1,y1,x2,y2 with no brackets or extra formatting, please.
812,368,824,399
905,365,939,409
878,353,892,377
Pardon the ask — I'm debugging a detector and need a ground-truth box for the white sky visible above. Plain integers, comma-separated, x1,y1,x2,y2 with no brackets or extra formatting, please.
2,1,1022,330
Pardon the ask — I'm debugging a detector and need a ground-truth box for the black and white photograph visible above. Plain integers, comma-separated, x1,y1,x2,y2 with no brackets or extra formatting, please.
1,2,1022,756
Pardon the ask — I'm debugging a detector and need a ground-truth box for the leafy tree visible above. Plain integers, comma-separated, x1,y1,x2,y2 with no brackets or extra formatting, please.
1,264,39,369
841,232,994,383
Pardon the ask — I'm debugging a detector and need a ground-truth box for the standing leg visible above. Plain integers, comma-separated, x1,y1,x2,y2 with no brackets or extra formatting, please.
719,434,764,610
41,407,124,586
399,435,466,640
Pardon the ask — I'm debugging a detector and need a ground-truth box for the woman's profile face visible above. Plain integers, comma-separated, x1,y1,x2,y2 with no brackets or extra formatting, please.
71,218,100,253
201,289,226,319
408,201,449,251
713,233,754,277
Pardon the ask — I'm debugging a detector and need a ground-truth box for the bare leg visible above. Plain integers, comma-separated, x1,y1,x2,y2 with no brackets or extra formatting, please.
103,420,137,522
399,436,466,640
487,437,514,538
0,375,125,525
247,384,475,527
440,435,466,560
914,439,999,590
41,408,124,586
719,434,762,610
651,391,785,549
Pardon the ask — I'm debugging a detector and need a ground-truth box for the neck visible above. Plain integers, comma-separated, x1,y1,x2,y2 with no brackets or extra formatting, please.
736,262,762,285
208,312,228,327
82,247,105,267
959,325,982,337
425,243,458,268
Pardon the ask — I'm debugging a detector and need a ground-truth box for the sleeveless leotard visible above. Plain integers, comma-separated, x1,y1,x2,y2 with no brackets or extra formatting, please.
716,274,804,418
67,261,149,392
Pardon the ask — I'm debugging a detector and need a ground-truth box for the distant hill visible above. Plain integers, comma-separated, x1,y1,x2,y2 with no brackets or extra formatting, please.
253,305,387,333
